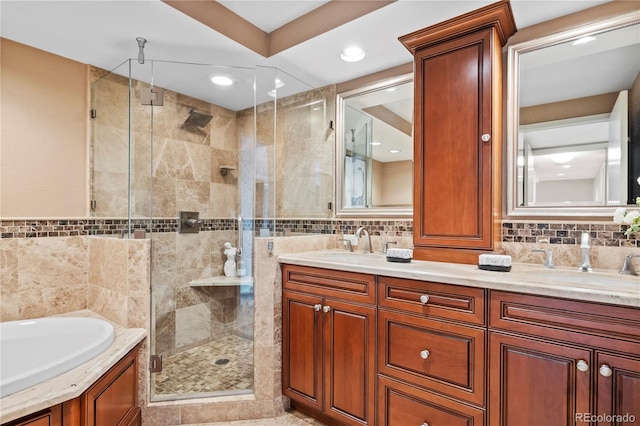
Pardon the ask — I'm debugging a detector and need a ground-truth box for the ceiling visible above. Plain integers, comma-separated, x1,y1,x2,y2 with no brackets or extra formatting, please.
0,0,612,112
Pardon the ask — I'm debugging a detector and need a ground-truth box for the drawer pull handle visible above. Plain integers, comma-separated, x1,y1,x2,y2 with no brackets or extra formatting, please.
323,305,331,313
419,295,429,304
420,350,430,360
314,304,322,312
576,360,589,372
599,364,613,377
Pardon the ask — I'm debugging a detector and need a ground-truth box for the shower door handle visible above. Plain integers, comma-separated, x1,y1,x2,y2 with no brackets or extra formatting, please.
236,216,244,256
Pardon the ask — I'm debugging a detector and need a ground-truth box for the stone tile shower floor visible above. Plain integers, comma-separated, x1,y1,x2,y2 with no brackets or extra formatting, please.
154,335,253,396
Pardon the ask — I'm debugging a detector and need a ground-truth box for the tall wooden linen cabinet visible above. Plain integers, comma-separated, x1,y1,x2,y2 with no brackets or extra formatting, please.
399,0,517,264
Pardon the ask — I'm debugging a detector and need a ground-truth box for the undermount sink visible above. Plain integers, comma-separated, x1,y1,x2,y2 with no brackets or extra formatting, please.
514,265,639,288
310,250,385,263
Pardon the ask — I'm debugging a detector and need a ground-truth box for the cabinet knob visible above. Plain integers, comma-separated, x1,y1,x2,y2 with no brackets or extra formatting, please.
599,364,613,377
419,295,429,304
421,423,430,426
576,360,589,372
322,305,331,313
481,133,491,142
420,350,430,360
314,304,322,312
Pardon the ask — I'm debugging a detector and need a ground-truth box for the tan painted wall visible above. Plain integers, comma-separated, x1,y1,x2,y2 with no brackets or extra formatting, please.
380,160,412,206
1,38,89,218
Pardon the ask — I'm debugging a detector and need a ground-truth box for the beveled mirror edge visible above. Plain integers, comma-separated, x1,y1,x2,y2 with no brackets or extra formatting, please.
505,9,640,219
335,73,414,218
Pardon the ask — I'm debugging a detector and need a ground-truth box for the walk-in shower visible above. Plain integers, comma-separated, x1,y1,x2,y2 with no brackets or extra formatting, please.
90,56,313,402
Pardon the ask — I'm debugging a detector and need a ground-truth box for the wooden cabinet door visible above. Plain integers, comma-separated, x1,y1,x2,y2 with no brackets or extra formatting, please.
413,29,495,252
4,406,61,426
489,332,591,426
282,290,324,411
594,352,640,425
323,298,376,426
84,346,140,426
379,376,484,426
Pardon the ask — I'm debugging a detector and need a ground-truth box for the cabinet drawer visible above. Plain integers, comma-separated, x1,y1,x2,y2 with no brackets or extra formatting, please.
489,290,640,354
283,264,375,305
378,375,484,426
378,276,485,325
378,309,485,405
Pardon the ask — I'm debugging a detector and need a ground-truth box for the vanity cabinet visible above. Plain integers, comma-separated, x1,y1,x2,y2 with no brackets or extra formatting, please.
377,277,486,425
282,265,376,426
4,345,141,426
488,290,640,426
399,0,516,264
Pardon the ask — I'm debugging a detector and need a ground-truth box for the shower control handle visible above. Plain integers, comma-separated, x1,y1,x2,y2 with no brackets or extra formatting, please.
186,218,202,227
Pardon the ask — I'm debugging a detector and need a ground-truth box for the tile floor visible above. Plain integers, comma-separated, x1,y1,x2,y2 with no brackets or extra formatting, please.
153,335,253,396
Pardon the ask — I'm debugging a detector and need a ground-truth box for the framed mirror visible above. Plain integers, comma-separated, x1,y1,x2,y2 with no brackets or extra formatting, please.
336,73,413,217
506,10,640,217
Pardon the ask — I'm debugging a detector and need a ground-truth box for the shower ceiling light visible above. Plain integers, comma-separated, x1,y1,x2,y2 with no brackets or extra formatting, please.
389,149,401,153
370,141,382,146
211,76,234,86
267,89,277,98
275,78,284,88
340,47,366,62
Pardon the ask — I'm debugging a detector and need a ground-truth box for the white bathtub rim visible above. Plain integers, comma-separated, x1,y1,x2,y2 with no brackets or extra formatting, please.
0,316,115,398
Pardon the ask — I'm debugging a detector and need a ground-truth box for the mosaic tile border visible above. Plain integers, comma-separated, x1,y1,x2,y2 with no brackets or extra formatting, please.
1,218,636,247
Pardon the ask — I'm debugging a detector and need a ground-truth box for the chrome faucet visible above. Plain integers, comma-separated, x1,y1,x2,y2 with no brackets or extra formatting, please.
355,226,373,253
531,249,555,269
620,254,640,276
340,238,354,252
578,232,593,272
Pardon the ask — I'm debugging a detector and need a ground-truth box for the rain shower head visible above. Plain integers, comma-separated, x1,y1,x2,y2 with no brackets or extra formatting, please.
184,110,213,128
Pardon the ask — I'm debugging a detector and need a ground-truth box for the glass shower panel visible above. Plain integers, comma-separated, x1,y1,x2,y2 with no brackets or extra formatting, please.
343,106,373,208
142,61,257,401
89,60,133,227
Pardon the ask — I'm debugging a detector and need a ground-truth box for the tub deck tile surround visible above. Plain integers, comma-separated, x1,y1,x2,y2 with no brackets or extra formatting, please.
0,310,146,425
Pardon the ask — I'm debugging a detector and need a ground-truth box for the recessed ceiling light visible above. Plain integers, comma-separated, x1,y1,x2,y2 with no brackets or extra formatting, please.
211,76,233,86
563,164,571,169
389,149,401,154
556,173,566,177
370,141,382,146
267,90,277,98
386,87,398,92
275,78,284,88
340,47,366,63
550,153,575,164
573,36,596,45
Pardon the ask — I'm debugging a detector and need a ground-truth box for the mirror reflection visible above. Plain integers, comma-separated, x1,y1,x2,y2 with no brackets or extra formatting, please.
336,74,413,217
511,18,640,213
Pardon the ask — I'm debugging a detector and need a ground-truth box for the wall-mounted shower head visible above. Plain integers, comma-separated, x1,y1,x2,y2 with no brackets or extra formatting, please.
184,110,213,128
136,37,147,64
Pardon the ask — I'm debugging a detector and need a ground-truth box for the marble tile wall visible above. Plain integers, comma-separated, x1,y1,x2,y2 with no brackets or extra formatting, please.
275,87,335,219
87,236,150,329
0,236,88,322
90,66,239,219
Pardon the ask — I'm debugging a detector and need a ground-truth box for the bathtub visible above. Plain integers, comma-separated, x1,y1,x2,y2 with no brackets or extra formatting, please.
0,316,115,398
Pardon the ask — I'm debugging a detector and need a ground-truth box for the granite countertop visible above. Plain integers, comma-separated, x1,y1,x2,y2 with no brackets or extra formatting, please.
0,310,146,424
278,250,640,308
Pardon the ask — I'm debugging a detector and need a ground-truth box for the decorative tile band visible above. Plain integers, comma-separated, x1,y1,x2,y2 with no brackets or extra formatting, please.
1,218,636,247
